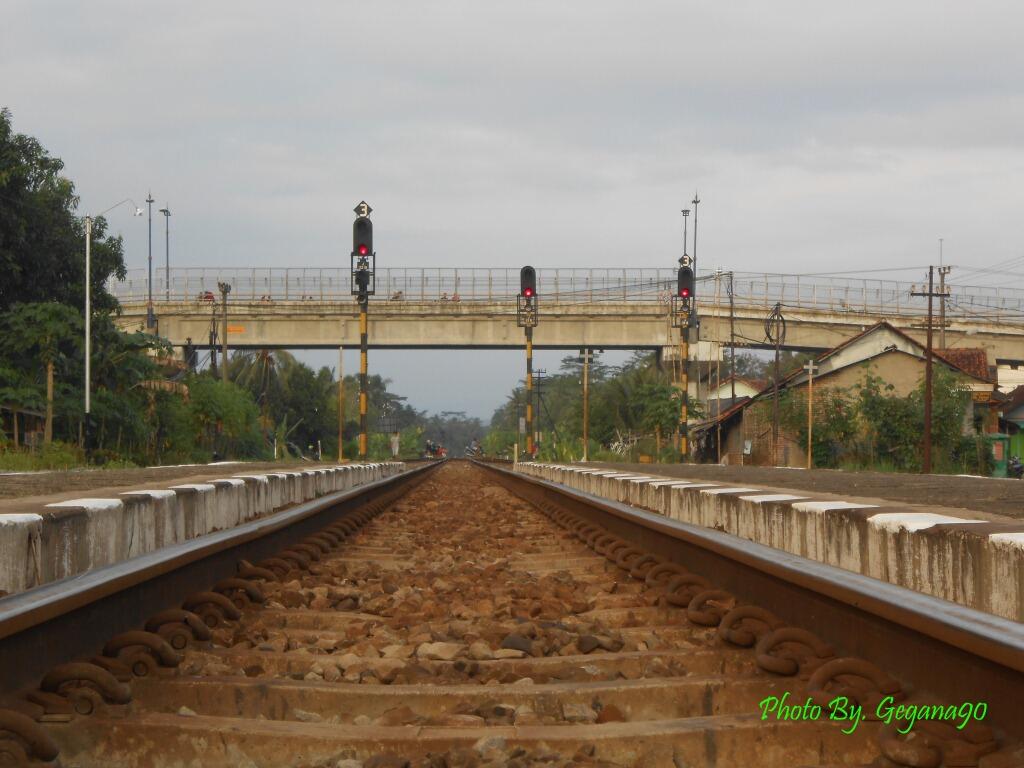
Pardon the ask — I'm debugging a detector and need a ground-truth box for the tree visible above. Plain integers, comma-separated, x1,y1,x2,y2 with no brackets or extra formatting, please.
187,377,266,460
861,367,973,471
0,365,43,448
777,386,857,468
729,350,814,382
0,302,81,444
0,108,126,313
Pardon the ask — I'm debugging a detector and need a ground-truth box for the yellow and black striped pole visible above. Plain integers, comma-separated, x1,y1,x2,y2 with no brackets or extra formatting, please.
358,297,368,459
337,345,344,462
525,325,534,458
679,325,689,462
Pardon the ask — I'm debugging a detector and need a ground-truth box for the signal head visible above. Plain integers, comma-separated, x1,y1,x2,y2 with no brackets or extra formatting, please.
520,265,537,298
677,266,694,300
353,216,373,257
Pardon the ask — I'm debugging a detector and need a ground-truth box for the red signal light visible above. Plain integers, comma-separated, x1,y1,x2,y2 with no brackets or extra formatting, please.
680,288,690,298
358,244,369,256
523,287,534,297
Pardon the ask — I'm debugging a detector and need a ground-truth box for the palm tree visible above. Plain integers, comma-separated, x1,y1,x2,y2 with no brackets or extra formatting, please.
229,349,298,434
0,303,80,445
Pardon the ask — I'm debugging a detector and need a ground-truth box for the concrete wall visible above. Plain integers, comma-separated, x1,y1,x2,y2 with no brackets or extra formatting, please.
516,463,1024,622
0,463,405,596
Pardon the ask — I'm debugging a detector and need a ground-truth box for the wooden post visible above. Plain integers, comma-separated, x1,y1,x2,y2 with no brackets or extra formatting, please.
804,360,819,469
924,266,934,474
337,346,344,461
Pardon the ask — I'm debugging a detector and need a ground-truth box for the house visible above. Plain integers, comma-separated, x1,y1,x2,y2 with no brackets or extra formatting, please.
705,375,767,410
995,386,1024,459
694,322,996,467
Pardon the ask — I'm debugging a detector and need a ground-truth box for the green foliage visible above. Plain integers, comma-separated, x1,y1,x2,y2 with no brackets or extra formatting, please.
0,441,84,471
187,377,267,460
777,386,858,468
855,367,969,472
731,350,814,382
487,351,697,460
0,108,126,313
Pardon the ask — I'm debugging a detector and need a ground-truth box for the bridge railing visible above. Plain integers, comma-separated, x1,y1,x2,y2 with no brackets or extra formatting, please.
110,268,678,304
109,267,1024,320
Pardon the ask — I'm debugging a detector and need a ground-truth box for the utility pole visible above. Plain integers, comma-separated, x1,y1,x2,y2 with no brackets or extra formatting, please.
766,303,786,466
581,348,591,461
804,360,819,469
217,282,231,385
912,267,939,474
209,315,218,377
337,346,345,461
691,193,701,459
534,369,546,450
729,272,736,404
938,265,951,350
714,271,722,463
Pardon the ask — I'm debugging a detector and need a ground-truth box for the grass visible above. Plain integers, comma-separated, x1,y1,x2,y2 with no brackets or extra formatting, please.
0,441,87,471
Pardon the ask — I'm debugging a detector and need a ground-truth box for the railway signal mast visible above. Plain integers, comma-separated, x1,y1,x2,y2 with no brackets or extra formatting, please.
672,209,695,461
351,201,375,460
518,266,539,459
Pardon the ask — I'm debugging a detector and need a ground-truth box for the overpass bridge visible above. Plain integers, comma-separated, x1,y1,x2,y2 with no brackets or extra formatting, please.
110,267,1024,364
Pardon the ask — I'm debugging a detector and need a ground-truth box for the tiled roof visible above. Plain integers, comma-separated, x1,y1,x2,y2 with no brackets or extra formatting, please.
1000,385,1024,413
935,348,994,383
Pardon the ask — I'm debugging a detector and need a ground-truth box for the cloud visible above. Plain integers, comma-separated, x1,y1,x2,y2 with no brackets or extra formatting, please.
3,0,1022,415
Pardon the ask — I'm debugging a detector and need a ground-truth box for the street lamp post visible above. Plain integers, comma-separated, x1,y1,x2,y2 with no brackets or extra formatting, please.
159,205,171,300
146,193,155,329
84,199,143,444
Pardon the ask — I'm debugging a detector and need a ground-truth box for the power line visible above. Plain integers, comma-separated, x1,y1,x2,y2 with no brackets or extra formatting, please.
954,254,1024,282
762,265,932,277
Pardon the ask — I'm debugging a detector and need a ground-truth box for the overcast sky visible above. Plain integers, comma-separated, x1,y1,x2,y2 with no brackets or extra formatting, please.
4,2,1023,418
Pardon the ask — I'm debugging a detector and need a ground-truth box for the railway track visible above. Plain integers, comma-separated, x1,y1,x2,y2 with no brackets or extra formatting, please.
0,461,1020,766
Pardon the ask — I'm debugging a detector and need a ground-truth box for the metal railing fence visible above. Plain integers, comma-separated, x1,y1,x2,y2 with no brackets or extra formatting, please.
108,267,1024,321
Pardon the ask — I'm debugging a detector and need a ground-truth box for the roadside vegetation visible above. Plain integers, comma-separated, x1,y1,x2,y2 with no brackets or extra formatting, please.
486,351,697,462
487,350,992,475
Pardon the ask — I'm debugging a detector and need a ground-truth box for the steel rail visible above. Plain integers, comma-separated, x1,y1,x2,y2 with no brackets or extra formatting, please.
476,461,1024,735
0,461,442,695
